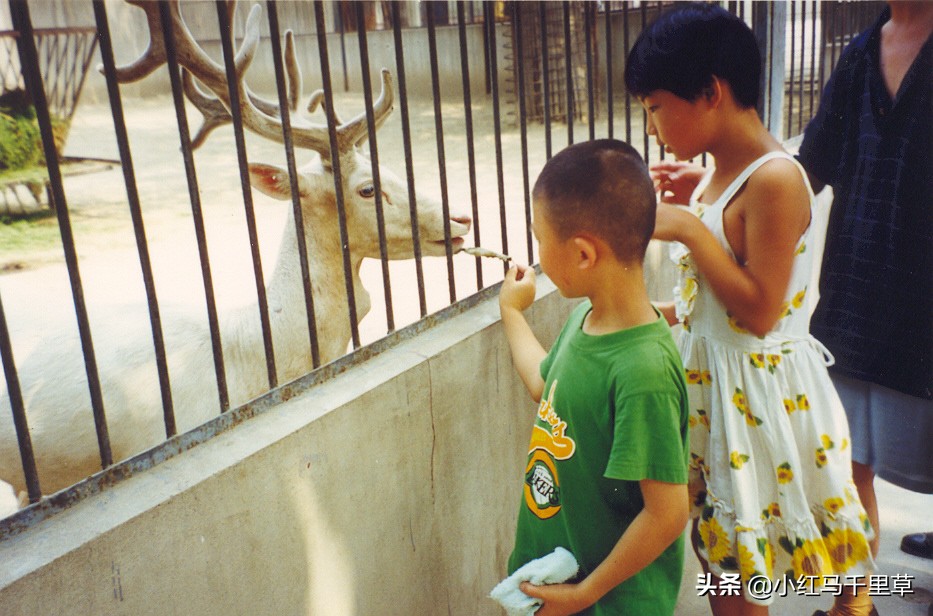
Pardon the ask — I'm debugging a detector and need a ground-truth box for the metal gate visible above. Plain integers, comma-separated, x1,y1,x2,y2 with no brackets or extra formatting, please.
0,0,884,535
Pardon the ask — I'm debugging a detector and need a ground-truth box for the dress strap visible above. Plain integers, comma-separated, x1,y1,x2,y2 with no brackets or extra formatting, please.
716,151,795,207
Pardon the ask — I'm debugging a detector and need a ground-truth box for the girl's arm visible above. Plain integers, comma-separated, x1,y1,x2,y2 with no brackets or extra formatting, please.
653,301,679,327
519,479,689,615
654,159,810,337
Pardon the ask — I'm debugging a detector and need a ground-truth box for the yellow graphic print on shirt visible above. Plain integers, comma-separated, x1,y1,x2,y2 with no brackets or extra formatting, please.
524,381,577,520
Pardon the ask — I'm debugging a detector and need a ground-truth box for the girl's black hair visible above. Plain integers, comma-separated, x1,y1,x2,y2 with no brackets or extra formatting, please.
624,3,761,109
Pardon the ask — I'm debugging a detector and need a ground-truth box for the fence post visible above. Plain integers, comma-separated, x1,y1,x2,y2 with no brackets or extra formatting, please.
753,1,786,138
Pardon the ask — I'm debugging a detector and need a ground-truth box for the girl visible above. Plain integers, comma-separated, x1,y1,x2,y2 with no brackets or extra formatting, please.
625,5,875,616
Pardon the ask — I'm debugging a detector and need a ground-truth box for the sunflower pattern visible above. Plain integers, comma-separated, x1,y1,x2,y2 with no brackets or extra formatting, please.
730,451,750,470
672,153,875,605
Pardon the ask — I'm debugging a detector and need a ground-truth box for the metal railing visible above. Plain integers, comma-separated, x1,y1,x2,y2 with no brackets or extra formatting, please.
0,25,100,210
0,0,882,534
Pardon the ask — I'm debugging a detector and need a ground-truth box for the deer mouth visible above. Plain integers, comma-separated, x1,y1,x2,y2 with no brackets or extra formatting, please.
422,216,470,255
424,236,465,255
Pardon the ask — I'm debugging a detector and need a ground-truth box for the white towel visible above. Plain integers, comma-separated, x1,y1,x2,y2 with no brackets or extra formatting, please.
489,547,580,616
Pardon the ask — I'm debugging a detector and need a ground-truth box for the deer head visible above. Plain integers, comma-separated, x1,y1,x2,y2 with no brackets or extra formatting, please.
111,0,471,263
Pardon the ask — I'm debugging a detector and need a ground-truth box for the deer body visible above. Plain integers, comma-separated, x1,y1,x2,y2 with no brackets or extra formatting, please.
0,1,470,506
0,153,469,500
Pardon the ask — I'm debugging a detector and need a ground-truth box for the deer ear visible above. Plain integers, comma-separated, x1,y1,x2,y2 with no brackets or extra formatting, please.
248,163,311,200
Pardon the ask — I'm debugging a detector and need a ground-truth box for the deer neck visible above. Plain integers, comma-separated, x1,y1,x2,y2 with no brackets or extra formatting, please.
266,205,370,364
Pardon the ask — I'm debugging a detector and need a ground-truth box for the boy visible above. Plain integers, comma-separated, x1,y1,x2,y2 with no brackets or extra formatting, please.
498,139,690,616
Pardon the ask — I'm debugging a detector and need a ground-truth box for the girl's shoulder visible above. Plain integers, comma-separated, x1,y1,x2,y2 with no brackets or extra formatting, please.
741,153,812,210
735,155,812,244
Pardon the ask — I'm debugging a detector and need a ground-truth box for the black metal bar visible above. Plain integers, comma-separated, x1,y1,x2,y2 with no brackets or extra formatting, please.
485,1,509,274
818,2,826,92
809,0,818,119
457,1,483,290
426,7,457,303
787,0,795,139
512,2,534,266
157,0,229,414
641,3,649,162
335,4,349,91
605,0,613,140
562,1,573,145
624,2,631,144
267,1,321,368
314,1,362,349
96,0,177,438
539,2,552,160
390,1,427,317
0,292,41,502
768,1,776,135
797,0,806,136
10,0,113,470
482,1,491,94
215,0,277,388
355,2,395,332
584,1,595,141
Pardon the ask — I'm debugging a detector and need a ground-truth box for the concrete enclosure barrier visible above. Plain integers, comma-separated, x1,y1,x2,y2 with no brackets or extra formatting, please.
0,277,574,615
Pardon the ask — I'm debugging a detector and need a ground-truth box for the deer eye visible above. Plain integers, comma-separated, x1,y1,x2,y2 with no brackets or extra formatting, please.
358,184,375,199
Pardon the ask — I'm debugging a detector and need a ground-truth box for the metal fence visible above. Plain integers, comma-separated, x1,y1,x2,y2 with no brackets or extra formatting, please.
0,0,884,533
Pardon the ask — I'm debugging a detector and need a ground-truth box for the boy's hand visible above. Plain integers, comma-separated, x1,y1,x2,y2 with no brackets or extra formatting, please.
499,264,537,314
650,161,705,205
518,582,592,616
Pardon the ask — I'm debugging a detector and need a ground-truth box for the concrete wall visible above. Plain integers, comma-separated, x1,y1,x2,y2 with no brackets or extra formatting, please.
0,276,576,616
36,1,494,104
10,1,647,104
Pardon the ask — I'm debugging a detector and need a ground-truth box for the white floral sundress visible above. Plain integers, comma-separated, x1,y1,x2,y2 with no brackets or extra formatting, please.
672,152,874,605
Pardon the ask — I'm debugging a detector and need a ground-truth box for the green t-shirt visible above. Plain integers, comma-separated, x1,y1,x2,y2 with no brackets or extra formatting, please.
508,301,689,616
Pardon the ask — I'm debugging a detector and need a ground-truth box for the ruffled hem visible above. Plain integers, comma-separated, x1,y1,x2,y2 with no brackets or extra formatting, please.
694,485,875,606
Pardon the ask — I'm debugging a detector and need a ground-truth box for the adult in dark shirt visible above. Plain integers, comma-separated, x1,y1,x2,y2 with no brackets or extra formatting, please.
796,3,932,614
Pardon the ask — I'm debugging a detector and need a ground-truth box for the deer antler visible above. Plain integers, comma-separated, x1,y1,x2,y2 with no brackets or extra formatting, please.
182,29,301,150
112,0,395,163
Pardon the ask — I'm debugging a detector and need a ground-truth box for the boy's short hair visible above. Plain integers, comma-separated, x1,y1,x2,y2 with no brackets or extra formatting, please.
624,3,760,109
533,139,656,263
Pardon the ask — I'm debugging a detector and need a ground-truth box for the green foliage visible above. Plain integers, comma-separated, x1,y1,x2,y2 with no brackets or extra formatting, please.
0,111,43,171
0,89,70,173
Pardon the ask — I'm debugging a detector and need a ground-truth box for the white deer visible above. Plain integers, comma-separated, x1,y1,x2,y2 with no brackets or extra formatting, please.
0,1,471,510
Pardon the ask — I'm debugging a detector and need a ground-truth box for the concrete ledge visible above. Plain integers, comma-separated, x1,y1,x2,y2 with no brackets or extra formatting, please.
0,276,575,615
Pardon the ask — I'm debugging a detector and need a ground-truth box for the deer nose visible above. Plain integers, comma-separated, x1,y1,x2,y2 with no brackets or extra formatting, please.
451,215,472,232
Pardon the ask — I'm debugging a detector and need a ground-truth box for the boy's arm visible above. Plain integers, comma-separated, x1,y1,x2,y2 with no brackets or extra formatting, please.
520,479,689,616
500,265,547,402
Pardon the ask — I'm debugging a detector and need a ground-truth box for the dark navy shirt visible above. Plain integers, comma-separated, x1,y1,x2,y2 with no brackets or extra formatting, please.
798,8,932,399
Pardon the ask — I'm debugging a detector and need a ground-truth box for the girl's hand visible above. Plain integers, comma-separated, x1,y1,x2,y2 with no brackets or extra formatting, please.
519,582,591,616
650,161,705,205
499,264,537,313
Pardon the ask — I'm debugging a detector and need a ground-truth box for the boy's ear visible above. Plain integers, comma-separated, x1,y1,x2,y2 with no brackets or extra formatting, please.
704,77,724,107
572,236,599,270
